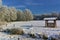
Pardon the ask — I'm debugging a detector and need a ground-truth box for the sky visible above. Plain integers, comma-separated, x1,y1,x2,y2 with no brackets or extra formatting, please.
2,0,60,14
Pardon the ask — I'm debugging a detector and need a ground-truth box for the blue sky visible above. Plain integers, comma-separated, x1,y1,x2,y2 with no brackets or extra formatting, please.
2,0,60,14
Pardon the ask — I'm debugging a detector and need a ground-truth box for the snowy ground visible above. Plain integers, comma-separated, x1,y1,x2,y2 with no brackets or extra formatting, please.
0,32,43,40
0,20,60,40
1,20,60,35
4,20,60,27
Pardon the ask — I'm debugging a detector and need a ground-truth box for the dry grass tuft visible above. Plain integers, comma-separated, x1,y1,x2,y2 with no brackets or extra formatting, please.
3,28,24,35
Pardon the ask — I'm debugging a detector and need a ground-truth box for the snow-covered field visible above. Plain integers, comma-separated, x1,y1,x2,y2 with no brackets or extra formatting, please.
2,20,60,35
0,20,60,40
3,20,60,28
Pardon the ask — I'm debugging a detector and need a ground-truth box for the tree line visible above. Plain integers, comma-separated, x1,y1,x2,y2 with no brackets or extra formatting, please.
0,6,33,22
34,12,60,20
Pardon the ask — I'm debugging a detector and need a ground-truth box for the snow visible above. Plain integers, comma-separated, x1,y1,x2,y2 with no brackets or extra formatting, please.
44,17,57,20
30,27,60,37
48,21,54,23
2,20,60,34
0,32,43,40
0,20,60,40
5,20,60,27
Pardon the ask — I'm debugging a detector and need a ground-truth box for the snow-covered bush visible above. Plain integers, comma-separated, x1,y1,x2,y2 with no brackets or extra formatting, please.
28,33,36,38
27,33,37,38
48,34,60,40
3,28,24,35
42,34,48,40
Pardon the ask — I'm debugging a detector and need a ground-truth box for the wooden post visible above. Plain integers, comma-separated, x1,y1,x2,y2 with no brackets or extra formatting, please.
54,20,56,27
45,20,48,27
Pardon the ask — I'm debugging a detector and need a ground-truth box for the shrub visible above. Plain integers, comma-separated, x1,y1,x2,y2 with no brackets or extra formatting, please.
28,33,36,38
35,34,42,38
3,28,24,35
42,34,48,40
50,37,57,40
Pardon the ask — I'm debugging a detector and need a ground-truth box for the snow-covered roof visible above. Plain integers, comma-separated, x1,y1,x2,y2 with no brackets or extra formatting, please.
48,21,54,23
44,17,57,20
